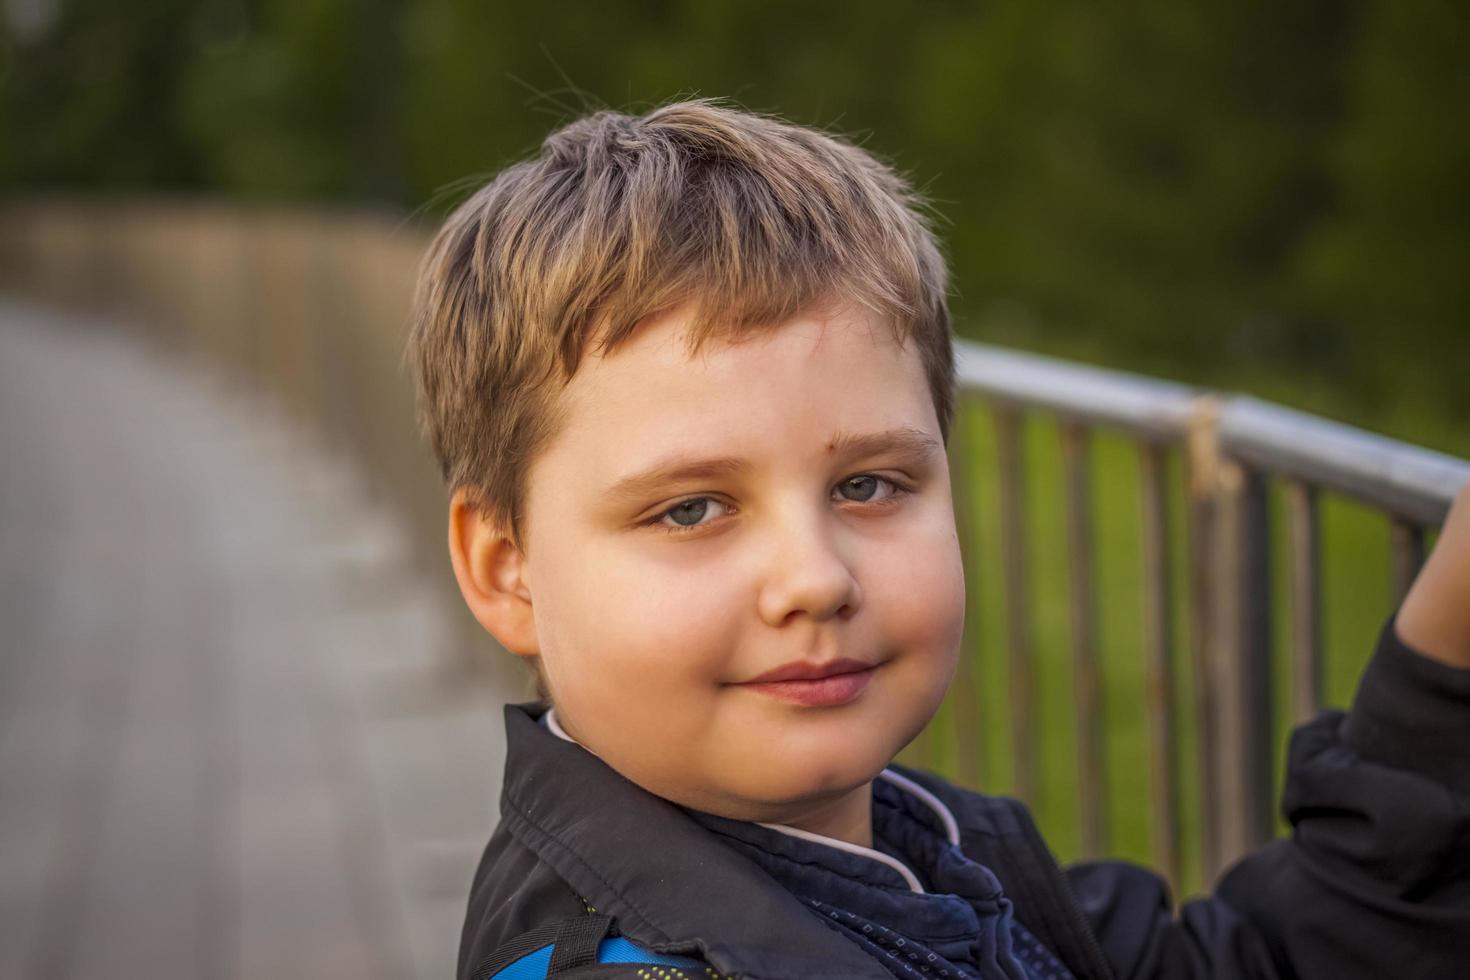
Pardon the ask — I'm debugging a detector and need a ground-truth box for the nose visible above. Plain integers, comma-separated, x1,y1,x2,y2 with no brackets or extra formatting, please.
755,508,862,627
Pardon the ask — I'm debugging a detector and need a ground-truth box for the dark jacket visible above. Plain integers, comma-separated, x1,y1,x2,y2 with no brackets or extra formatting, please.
459,618,1470,979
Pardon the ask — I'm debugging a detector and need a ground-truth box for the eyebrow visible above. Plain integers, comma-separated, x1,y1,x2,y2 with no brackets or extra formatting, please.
603,426,942,504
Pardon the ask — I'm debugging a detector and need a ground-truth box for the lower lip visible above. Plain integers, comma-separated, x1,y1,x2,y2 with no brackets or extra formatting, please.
742,667,876,707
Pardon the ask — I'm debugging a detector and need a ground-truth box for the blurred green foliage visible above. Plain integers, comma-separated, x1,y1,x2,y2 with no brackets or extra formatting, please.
2,0,1466,448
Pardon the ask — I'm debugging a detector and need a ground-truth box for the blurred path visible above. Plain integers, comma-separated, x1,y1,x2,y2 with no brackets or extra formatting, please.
0,301,506,980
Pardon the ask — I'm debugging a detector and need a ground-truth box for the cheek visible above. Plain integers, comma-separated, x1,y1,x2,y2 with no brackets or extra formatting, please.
870,517,967,662
547,538,742,678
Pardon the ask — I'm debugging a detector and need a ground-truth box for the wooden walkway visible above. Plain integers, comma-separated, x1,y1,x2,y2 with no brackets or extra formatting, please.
0,301,509,979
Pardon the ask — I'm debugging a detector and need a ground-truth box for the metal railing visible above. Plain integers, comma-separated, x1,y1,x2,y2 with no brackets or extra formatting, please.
934,341,1470,890
4,198,1466,893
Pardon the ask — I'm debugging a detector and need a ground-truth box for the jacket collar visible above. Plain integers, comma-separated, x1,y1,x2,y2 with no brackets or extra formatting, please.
498,701,897,980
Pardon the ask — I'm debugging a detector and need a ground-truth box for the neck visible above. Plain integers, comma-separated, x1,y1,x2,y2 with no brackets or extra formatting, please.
769,781,874,848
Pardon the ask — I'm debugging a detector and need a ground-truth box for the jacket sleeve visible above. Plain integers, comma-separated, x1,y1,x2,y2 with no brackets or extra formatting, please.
1063,615,1470,980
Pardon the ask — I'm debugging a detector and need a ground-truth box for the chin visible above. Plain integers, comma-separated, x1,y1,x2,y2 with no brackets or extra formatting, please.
744,741,892,804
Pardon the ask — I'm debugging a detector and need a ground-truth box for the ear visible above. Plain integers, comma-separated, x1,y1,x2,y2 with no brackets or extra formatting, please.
448,488,540,656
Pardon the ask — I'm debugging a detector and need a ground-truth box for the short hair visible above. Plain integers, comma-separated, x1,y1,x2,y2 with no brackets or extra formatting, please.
407,99,954,552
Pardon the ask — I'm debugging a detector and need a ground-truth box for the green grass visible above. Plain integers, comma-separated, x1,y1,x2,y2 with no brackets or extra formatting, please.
899,400,1417,899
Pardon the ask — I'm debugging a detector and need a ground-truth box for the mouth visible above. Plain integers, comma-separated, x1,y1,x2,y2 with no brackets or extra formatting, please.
738,658,878,707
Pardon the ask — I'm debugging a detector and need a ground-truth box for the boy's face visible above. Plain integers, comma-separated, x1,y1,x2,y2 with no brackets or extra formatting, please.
517,305,965,825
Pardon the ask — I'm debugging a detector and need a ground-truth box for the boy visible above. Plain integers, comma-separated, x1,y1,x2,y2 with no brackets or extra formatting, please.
407,100,1470,979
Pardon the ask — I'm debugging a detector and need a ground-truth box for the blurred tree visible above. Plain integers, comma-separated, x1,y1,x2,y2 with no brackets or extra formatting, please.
920,1,1363,377
179,0,405,200
1294,0,1470,420
0,0,206,188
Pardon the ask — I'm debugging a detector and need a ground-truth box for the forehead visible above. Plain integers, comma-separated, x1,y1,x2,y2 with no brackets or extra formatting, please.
542,307,937,475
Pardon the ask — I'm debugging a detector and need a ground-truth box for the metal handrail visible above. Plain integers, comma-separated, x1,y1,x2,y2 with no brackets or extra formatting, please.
955,340,1196,442
957,339,1470,519
949,336,1469,890
1218,395,1470,526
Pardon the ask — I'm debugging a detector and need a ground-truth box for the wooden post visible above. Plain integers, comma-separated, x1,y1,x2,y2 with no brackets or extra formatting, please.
1286,481,1322,723
994,404,1036,806
1061,422,1105,858
1212,461,1275,866
1186,397,1223,881
1139,442,1181,890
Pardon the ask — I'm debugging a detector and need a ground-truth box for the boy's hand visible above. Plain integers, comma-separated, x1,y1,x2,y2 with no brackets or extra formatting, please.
1396,480,1470,669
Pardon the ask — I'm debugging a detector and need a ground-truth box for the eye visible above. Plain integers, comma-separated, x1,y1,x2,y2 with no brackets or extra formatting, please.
650,496,731,533
834,474,906,503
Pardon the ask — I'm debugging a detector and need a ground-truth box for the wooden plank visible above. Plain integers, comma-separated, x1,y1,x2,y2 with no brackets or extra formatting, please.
0,305,503,980
0,319,168,979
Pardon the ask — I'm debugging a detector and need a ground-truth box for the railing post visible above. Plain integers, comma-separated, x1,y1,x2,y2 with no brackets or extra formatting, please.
1212,459,1275,866
1138,441,1181,892
1286,481,1322,723
1061,421,1105,858
994,402,1037,807
1185,397,1223,881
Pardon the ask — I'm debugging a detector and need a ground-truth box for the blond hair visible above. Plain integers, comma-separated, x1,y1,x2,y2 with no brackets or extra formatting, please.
408,99,954,551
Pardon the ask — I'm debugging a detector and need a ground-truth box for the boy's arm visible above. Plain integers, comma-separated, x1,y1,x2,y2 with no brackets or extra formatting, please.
1066,481,1470,980
1332,480,1470,798
1394,482,1470,669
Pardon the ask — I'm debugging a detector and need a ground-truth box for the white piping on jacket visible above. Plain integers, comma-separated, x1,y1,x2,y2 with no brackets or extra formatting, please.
754,819,927,893
876,769,962,847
